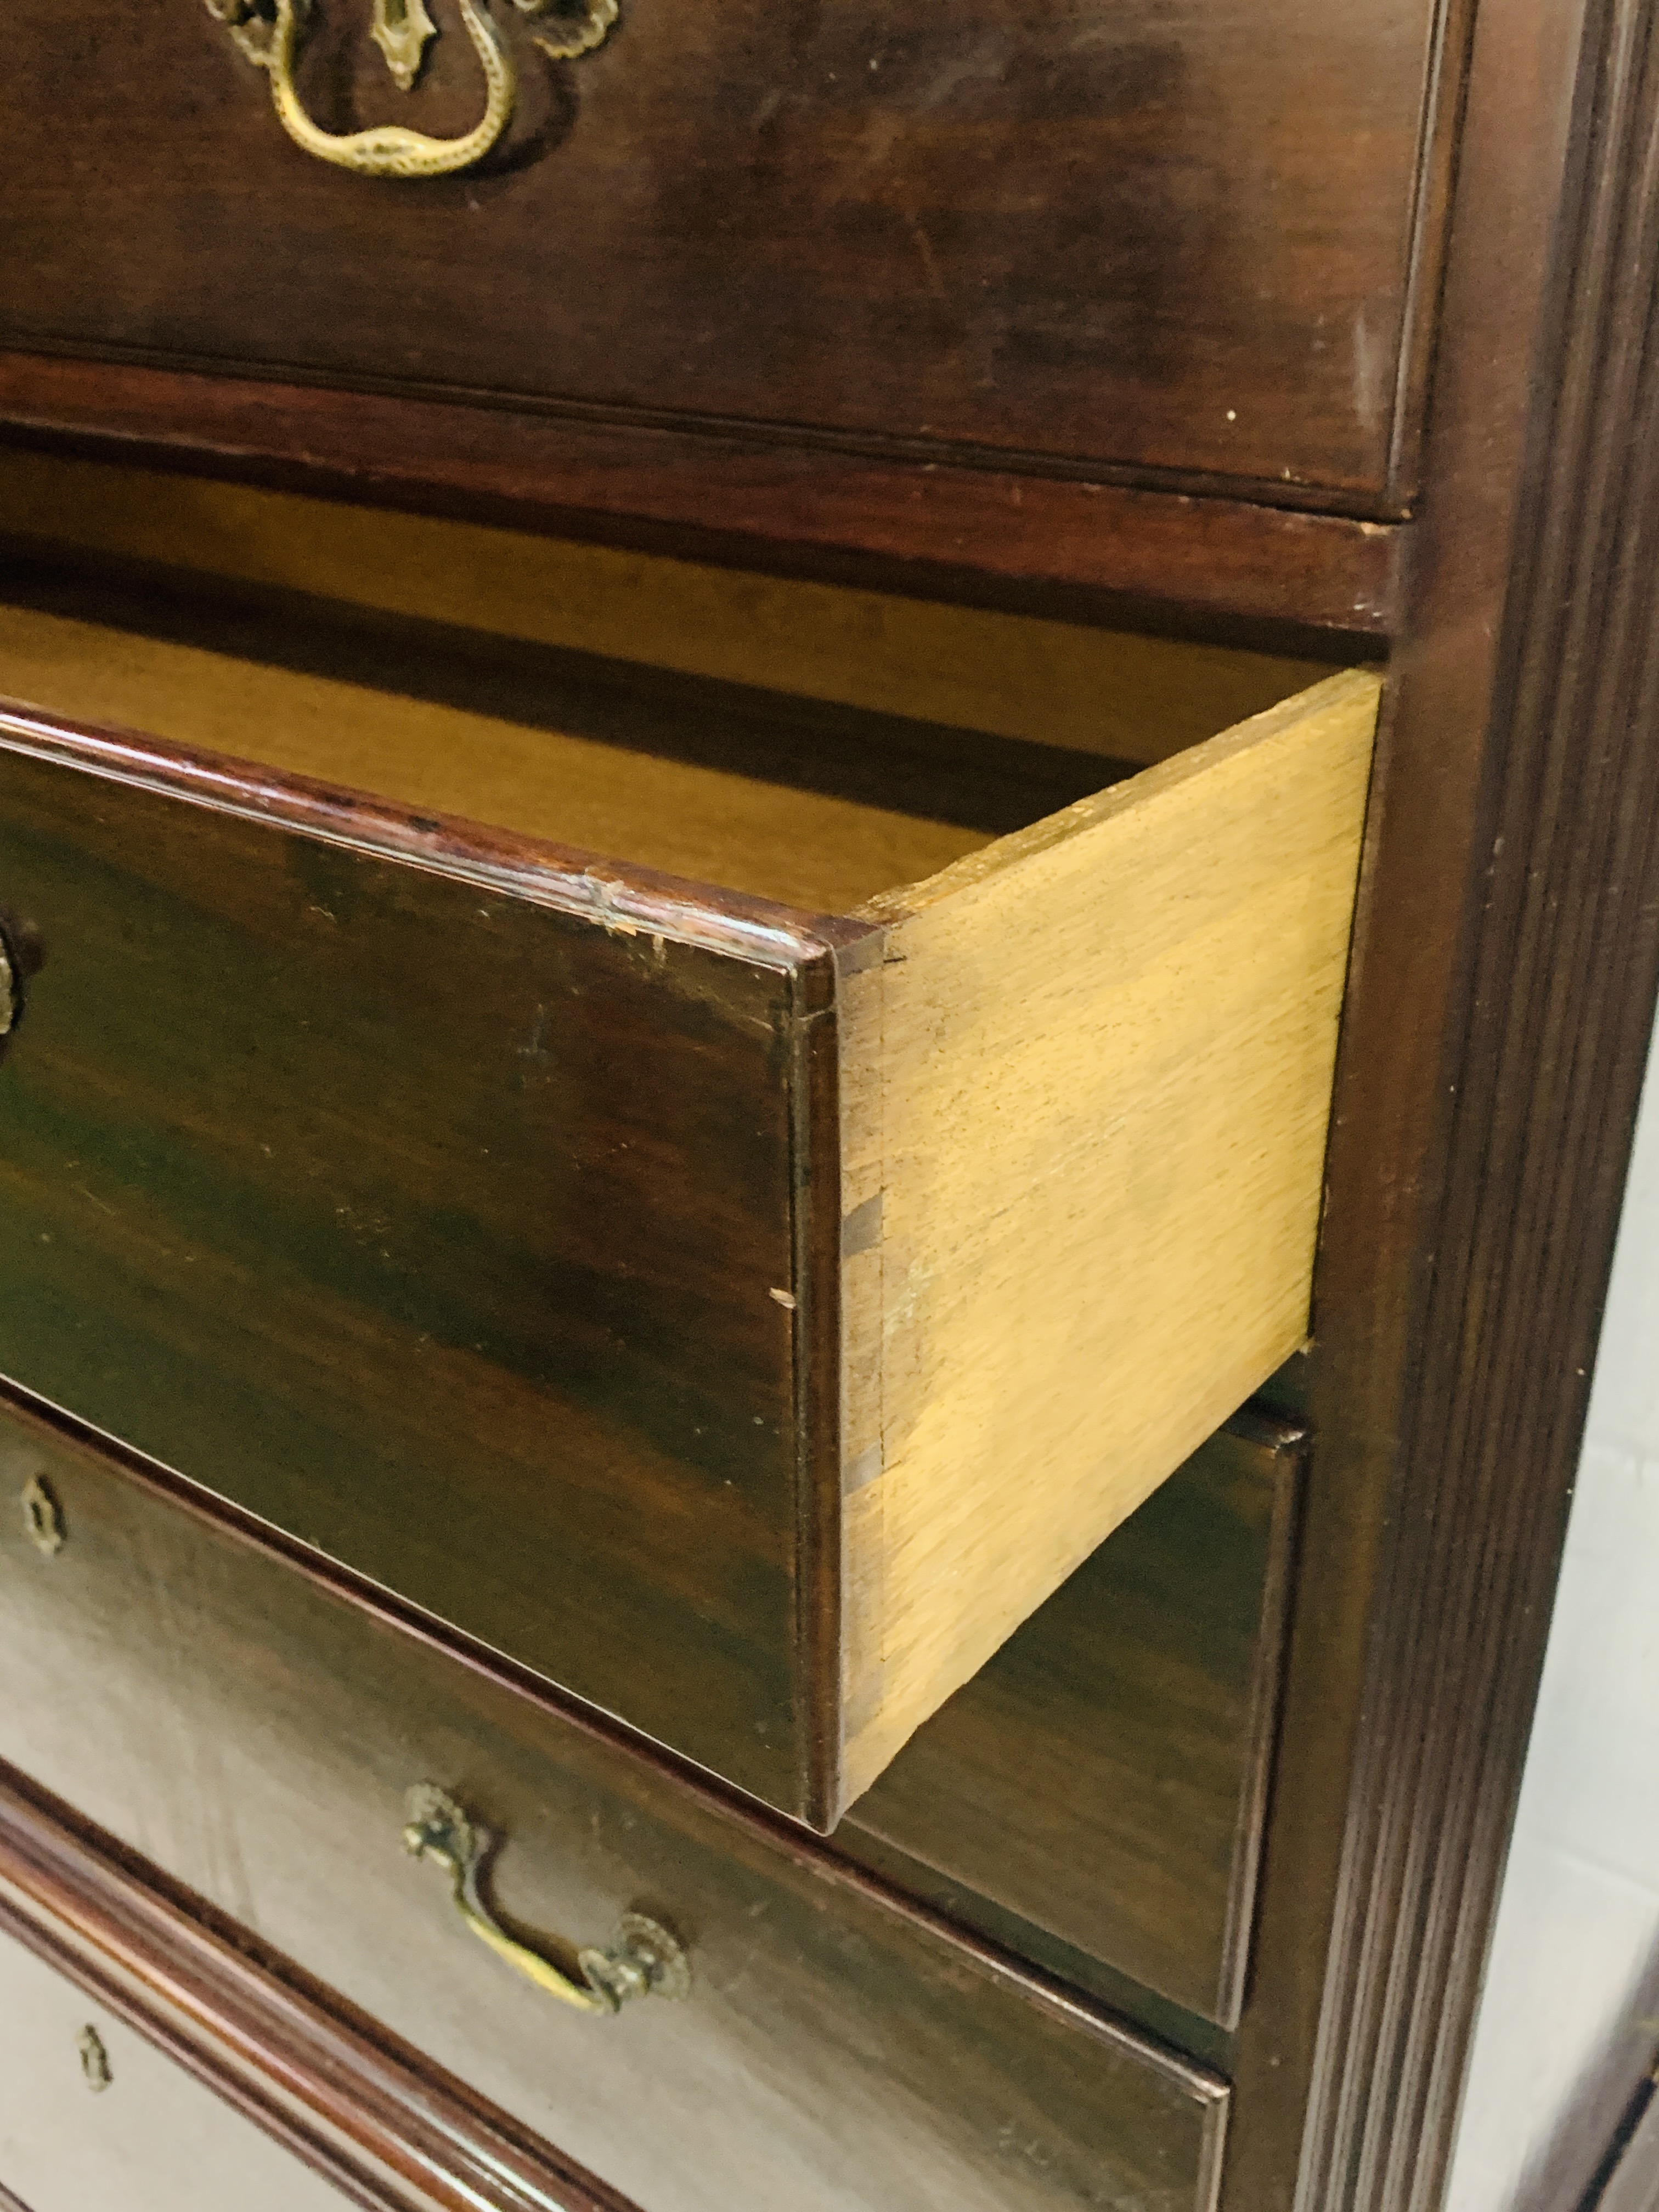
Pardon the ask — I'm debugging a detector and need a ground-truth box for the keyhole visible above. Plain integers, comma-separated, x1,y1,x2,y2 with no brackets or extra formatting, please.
77,2025,112,2094
20,1472,65,1558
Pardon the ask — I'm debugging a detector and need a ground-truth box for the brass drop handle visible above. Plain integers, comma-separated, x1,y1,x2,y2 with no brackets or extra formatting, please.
211,0,514,178
401,1784,691,2014
208,0,624,180
206,0,618,179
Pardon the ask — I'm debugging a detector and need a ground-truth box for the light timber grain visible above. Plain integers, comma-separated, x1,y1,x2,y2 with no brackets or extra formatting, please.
837,670,1380,1805
0,600,986,911
0,447,1330,765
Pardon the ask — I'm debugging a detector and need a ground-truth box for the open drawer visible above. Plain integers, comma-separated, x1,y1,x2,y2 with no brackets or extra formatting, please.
0,467,1378,1826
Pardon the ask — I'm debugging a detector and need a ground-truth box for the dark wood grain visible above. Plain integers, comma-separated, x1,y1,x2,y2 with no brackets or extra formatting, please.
0,0,1447,512
0,707,860,1817
0,1353,1301,2052
0,1390,1229,2212
3,21,1645,2212
0,705,868,957
1220,0,1659,2204
0,354,1401,647
847,1412,1304,2030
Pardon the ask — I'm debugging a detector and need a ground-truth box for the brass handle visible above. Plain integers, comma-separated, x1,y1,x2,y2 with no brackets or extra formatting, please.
205,0,617,181
401,1785,691,2015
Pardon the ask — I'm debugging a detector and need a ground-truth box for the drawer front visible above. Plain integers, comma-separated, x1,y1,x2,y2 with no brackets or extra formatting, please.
848,1412,1302,2029
0,1919,347,2212
0,1387,1227,2212
0,0,1440,507
0,720,838,1815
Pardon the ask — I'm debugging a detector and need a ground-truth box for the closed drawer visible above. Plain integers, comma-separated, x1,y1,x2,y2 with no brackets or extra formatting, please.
0,0,1444,512
0,1917,348,2212
0,1387,1228,2212
0,549,1375,1823
847,1409,1303,2030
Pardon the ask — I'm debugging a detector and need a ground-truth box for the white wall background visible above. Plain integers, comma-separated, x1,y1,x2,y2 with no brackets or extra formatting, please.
1447,1039,1659,2211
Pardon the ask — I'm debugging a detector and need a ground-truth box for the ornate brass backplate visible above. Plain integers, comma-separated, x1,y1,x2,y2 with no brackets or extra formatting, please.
202,0,618,178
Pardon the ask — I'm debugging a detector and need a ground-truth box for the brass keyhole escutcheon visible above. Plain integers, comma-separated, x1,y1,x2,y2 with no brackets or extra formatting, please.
21,1473,65,1558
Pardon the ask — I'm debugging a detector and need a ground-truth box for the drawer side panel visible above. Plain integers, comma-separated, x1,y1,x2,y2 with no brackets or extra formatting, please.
842,671,1379,1802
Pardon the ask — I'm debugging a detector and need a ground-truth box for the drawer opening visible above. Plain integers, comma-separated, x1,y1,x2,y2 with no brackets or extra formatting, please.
0,449,1341,921
0,558,1334,916
0,449,1380,1827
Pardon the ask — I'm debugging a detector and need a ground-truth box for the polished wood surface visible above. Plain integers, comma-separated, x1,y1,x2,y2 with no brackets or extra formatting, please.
0,585,1000,912
848,1412,1304,2030
0,708,842,1814
0,0,1645,2202
0,1917,349,2212
1,0,1447,511
1219,0,1659,2205
0,1391,1228,2212
0,1354,1304,2041
0,358,1402,648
